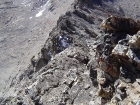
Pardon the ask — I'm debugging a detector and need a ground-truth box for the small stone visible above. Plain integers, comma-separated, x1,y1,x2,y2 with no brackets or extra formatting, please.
40,90,45,95
112,44,128,56
97,70,106,85
117,82,127,89
126,48,140,68
84,83,90,90
98,61,108,71
94,97,107,105
89,101,95,105
98,86,113,99
136,79,140,83
132,82,140,93
129,31,140,48
114,94,122,101
98,78,106,85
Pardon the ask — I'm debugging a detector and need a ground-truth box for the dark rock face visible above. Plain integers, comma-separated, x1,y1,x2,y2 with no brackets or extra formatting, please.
1,0,140,105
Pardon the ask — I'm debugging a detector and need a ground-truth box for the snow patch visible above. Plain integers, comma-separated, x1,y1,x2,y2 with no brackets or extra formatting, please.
48,51,53,57
36,9,45,17
35,0,50,17
27,81,38,89
61,36,70,48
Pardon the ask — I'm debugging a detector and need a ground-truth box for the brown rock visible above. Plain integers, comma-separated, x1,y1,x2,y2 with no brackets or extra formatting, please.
101,15,140,33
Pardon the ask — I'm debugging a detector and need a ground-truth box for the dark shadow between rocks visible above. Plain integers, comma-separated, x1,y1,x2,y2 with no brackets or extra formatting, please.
119,57,139,83
104,0,114,2
90,0,114,6
36,58,48,72
90,69,98,87
90,0,102,5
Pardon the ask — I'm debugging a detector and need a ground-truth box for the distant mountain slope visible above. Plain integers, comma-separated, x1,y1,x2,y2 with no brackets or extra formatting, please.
0,0,74,96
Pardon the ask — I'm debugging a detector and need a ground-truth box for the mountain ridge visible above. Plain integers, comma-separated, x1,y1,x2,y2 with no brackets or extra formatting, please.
1,0,140,104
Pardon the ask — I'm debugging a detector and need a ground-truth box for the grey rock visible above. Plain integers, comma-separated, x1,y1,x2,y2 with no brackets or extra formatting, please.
73,89,91,105
129,31,140,49
112,44,128,56
126,48,140,68
89,101,95,105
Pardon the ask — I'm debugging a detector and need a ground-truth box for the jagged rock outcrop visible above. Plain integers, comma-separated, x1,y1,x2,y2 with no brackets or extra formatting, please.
96,30,140,105
101,15,140,33
1,0,140,105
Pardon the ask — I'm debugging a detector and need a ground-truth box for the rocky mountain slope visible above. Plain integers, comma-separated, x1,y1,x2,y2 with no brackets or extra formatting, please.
0,0,74,95
1,0,140,105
